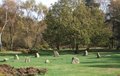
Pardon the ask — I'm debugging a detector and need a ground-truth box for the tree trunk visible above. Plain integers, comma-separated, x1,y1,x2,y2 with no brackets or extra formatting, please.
10,37,14,50
56,42,60,50
0,33,2,51
111,38,114,48
31,25,41,49
71,43,75,50
31,34,39,49
9,26,14,50
75,43,79,54
74,38,79,54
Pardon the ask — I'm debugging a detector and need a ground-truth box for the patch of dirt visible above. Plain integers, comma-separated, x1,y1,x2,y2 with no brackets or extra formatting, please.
0,64,47,76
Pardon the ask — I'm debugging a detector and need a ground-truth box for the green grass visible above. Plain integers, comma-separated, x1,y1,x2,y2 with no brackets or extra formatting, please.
0,51,120,76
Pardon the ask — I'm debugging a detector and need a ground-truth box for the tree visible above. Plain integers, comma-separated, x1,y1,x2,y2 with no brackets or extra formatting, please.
44,0,109,53
0,7,8,51
44,0,81,50
109,0,120,48
0,0,17,51
20,0,47,49
5,0,18,50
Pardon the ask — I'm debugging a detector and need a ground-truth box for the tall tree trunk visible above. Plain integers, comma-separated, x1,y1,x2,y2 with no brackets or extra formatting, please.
75,43,79,54
9,26,14,50
71,44,75,50
111,38,114,48
31,24,41,49
10,35,14,50
9,13,16,50
56,42,60,50
31,34,39,49
74,38,79,54
0,33,2,51
26,25,29,49
71,38,75,50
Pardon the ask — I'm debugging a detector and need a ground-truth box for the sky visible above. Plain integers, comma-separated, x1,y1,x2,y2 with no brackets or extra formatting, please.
0,0,110,20
0,0,58,7
0,0,110,13
0,0,110,8
36,0,58,7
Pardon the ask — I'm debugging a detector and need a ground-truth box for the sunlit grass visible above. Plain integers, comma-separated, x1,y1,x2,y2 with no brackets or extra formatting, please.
0,51,120,76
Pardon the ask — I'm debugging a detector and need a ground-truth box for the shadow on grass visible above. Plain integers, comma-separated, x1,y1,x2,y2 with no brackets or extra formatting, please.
84,53,120,68
81,61,106,64
0,53,33,56
1,49,120,56
88,64,120,68
40,49,120,56
0,50,54,57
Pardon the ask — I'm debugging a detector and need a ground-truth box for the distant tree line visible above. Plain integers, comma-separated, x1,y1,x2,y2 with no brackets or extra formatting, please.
0,0,119,52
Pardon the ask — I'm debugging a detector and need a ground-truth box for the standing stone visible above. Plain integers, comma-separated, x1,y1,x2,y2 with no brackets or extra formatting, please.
3,58,9,62
97,52,101,58
14,54,19,60
53,51,60,57
71,57,80,64
25,57,30,63
45,59,50,63
35,53,40,58
83,50,88,56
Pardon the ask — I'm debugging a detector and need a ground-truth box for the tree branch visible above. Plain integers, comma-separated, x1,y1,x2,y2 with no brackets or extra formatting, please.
1,11,8,33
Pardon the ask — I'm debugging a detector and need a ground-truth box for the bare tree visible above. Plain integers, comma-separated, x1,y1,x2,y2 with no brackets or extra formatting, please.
0,9,8,51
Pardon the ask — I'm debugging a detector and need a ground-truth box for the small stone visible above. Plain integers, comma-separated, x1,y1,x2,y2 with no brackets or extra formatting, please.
53,51,60,57
35,53,40,58
14,54,19,60
83,50,88,56
25,57,30,63
72,57,80,64
45,59,50,63
3,58,9,62
97,52,101,58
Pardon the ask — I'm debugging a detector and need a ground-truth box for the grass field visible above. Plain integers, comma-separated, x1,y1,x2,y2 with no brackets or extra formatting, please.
0,51,120,76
